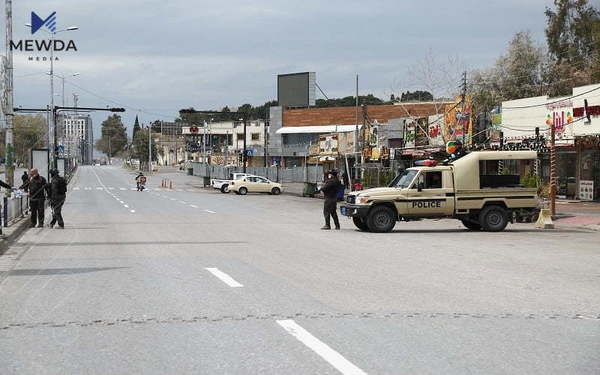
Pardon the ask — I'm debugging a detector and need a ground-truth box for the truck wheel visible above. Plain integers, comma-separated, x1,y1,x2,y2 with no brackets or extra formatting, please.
461,220,481,230
220,185,229,193
352,217,370,231
271,187,281,195
366,206,396,233
480,205,508,232
239,187,248,195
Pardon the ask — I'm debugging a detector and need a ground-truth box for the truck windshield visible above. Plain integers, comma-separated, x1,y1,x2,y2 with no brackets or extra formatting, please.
392,170,418,188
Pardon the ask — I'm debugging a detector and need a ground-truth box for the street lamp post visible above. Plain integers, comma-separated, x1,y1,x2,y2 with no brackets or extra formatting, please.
54,72,80,106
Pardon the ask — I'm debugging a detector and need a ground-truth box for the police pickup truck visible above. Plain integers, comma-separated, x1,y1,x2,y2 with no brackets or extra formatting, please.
341,151,539,232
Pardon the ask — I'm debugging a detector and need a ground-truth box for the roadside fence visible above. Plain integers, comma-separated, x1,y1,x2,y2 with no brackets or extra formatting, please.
191,163,326,184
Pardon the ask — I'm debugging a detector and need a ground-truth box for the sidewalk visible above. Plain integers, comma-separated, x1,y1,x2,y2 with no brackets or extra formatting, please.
554,200,600,231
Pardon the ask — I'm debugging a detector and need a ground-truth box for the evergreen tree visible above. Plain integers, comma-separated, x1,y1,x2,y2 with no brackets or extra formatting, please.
132,115,141,140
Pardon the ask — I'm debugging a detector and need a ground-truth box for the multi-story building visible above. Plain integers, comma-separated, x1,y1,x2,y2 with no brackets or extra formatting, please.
180,120,267,166
58,114,93,164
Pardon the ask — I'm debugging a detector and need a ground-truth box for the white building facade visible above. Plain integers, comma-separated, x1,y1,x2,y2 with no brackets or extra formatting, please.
501,83,600,200
59,114,93,165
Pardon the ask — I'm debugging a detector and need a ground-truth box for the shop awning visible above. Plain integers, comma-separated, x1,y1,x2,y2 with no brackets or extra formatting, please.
276,125,363,134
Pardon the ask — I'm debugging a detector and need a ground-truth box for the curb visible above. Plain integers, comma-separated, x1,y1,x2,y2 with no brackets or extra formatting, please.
0,216,33,256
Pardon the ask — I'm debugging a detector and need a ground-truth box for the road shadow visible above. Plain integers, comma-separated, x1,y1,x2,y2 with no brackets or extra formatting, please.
352,228,588,234
7,266,128,276
17,241,248,247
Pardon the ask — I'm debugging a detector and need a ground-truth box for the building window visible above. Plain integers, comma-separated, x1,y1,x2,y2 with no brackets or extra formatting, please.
251,133,260,141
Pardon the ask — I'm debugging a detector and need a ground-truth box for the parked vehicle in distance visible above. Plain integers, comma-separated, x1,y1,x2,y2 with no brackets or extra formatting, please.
341,151,539,233
229,176,283,195
211,173,252,193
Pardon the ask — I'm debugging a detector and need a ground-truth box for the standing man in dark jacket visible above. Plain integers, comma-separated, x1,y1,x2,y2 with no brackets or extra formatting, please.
48,169,67,228
25,168,48,228
320,170,343,230
21,171,29,191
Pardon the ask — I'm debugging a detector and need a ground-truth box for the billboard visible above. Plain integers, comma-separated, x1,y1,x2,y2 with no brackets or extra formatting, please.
31,148,50,181
277,72,316,108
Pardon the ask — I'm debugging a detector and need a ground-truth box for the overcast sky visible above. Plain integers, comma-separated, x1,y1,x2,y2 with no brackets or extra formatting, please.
2,0,569,137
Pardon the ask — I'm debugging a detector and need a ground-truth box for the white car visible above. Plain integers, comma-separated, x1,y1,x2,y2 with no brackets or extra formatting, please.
229,176,283,195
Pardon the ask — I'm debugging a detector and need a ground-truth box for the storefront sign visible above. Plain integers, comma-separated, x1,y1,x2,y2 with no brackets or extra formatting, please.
579,180,594,201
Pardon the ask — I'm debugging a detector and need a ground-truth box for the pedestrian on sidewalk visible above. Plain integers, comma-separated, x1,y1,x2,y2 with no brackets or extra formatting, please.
48,169,67,229
319,170,342,230
23,168,48,228
20,171,29,191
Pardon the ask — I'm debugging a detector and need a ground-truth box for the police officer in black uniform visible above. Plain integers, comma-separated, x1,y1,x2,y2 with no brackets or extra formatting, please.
320,170,343,230
48,169,67,228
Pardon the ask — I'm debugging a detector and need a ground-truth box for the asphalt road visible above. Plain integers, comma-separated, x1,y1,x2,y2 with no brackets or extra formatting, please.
0,165,598,374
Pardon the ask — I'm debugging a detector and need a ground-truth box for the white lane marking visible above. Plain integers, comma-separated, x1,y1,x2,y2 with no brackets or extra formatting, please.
130,210,135,213
276,320,367,375
108,187,115,190
205,268,243,288
170,198,176,201
130,188,136,190
205,209,216,214
190,205,198,208
96,187,103,190
179,201,186,204
85,187,92,190
124,205,129,208
120,188,126,190
73,187,80,191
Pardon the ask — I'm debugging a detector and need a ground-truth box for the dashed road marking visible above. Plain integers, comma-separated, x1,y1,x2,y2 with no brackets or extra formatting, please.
205,268,244,288
130,210,135,213
205,210,216,214
277,320,367,375
190,205,198,208
120,188,126,190
73,187,80,191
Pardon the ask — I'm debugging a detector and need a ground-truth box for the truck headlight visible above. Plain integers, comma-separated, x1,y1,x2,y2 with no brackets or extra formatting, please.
357,197,369,204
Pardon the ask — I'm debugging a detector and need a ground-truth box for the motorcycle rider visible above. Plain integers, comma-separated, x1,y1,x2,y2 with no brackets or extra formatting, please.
135,172,146,191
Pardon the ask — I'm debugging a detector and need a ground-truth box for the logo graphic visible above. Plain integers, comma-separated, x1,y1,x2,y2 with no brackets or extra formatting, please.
31,11,56,34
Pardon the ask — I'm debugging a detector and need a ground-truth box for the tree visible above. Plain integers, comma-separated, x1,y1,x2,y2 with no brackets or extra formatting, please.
544,0,600,95
13,115,47,166
132,128,157,169
132,115,141,140
315,94,384,108
545,0,600,68
400,90,434,102
95,114,127,157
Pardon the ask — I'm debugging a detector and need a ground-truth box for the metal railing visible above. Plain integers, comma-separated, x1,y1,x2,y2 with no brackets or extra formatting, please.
1,192,30,231
191,163,325,184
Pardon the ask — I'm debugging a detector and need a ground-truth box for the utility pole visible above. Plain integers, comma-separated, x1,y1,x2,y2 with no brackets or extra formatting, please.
550,120,556,216
148,124,152,173
243,116,247,173
4,0,15,185
354,74,359,154
460,71,468,146
264,107,269,167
